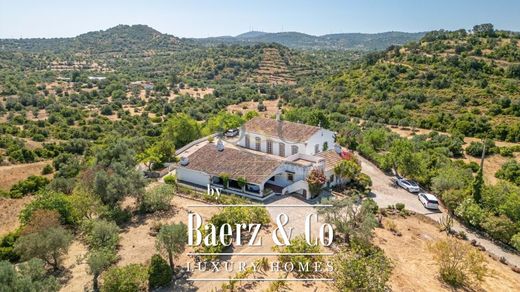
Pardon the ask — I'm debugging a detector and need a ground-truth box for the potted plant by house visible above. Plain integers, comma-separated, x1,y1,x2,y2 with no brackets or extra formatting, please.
219,173,230,189
237,177,247,191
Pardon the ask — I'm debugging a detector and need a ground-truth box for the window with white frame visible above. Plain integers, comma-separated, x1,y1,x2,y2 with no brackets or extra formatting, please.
266,140,273,154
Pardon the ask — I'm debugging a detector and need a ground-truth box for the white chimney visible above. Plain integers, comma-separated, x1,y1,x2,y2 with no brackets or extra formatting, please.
216,139,224,151
180,156,189,166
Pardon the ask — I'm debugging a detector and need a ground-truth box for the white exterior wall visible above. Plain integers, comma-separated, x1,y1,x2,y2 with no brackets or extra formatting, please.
176,167,210,187
264,163,309,187
324,169,338,187
238,128,335,157
304,129,336,155
238,132,305,157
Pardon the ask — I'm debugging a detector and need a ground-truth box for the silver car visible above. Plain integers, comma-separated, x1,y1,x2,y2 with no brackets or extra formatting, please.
224,128,239,137
397,178,420,193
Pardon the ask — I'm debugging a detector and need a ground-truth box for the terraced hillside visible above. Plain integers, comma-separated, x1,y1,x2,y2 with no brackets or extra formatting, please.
252,47,297,84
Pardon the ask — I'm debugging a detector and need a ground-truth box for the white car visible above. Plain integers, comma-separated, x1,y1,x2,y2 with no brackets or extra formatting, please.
224,128,239,137
418,193,440,210
397,178,420,193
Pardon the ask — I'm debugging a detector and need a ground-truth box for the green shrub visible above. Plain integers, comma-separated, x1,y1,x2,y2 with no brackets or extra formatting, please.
465,140,495,158
101,264,148,292
499,147,513,157
455,198,485,227
140,185,174,213
104,207,132,226
440,188,469,210
0,230,21,262
32,133,45,142
82,219,120,250
480,215,518,244
395,203,405,211
47,177,76,194
148,254,172,289
41,164,54,175
19,191,75,225
100,105,113,116
467,161,480,173
163,175,176,185
198,206,270,258
495,160,520,186
362,198,379,214
9,176,50,198
431,166,473,194
0,258,59,291
332,241,392,291
511,233,520,251
275,235,323,276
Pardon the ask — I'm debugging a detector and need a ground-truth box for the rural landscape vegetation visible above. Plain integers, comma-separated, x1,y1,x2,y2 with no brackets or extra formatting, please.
0,18,520,292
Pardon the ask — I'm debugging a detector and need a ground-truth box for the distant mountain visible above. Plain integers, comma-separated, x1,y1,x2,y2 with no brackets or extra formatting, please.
0,25,424,53
191,31,426,51
236,31,268,39
0,25,180,53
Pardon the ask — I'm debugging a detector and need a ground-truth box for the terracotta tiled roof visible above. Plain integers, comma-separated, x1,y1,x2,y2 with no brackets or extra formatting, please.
316,150,345,172
182,143,283,184
243,117,320,143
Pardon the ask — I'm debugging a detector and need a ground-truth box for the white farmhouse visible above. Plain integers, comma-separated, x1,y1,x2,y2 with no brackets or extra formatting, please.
176,116,349,200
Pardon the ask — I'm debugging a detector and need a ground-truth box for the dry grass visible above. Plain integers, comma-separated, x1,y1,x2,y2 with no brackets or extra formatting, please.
0,196,34,236
227,99,281,118
376,215,520,291
0,160,52,191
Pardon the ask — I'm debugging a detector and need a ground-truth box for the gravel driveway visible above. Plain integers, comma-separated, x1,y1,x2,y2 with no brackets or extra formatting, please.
357,154,520,267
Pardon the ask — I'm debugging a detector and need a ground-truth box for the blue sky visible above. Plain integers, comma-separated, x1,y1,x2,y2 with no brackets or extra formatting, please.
1,0,519,38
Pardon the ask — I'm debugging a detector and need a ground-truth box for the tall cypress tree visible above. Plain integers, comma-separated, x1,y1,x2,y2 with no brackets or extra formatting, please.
471,143,486,204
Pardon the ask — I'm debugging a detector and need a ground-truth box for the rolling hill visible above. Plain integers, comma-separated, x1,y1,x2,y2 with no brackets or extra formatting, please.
0,25,181,53
307,25,520,141
191,31,425,51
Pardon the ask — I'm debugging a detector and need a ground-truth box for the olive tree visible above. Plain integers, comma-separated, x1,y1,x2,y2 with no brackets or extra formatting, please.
155,223,188,281
14,226,73,271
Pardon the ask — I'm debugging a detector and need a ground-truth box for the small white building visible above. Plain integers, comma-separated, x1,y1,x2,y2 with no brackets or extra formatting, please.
88,76,106,81
176,117,346,200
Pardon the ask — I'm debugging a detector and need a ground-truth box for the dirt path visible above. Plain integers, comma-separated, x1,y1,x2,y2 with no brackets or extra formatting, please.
60,241,90,292
358,154,520,268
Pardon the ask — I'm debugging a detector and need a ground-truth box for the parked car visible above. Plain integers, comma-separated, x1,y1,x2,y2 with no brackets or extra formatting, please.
418,192,440,210
224,128,239,137
396,178,420,193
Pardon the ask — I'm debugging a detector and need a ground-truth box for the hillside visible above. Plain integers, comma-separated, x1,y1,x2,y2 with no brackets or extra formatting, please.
191,31,425,51
0,25,360,85
309,24,520,141
0,25,181,54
